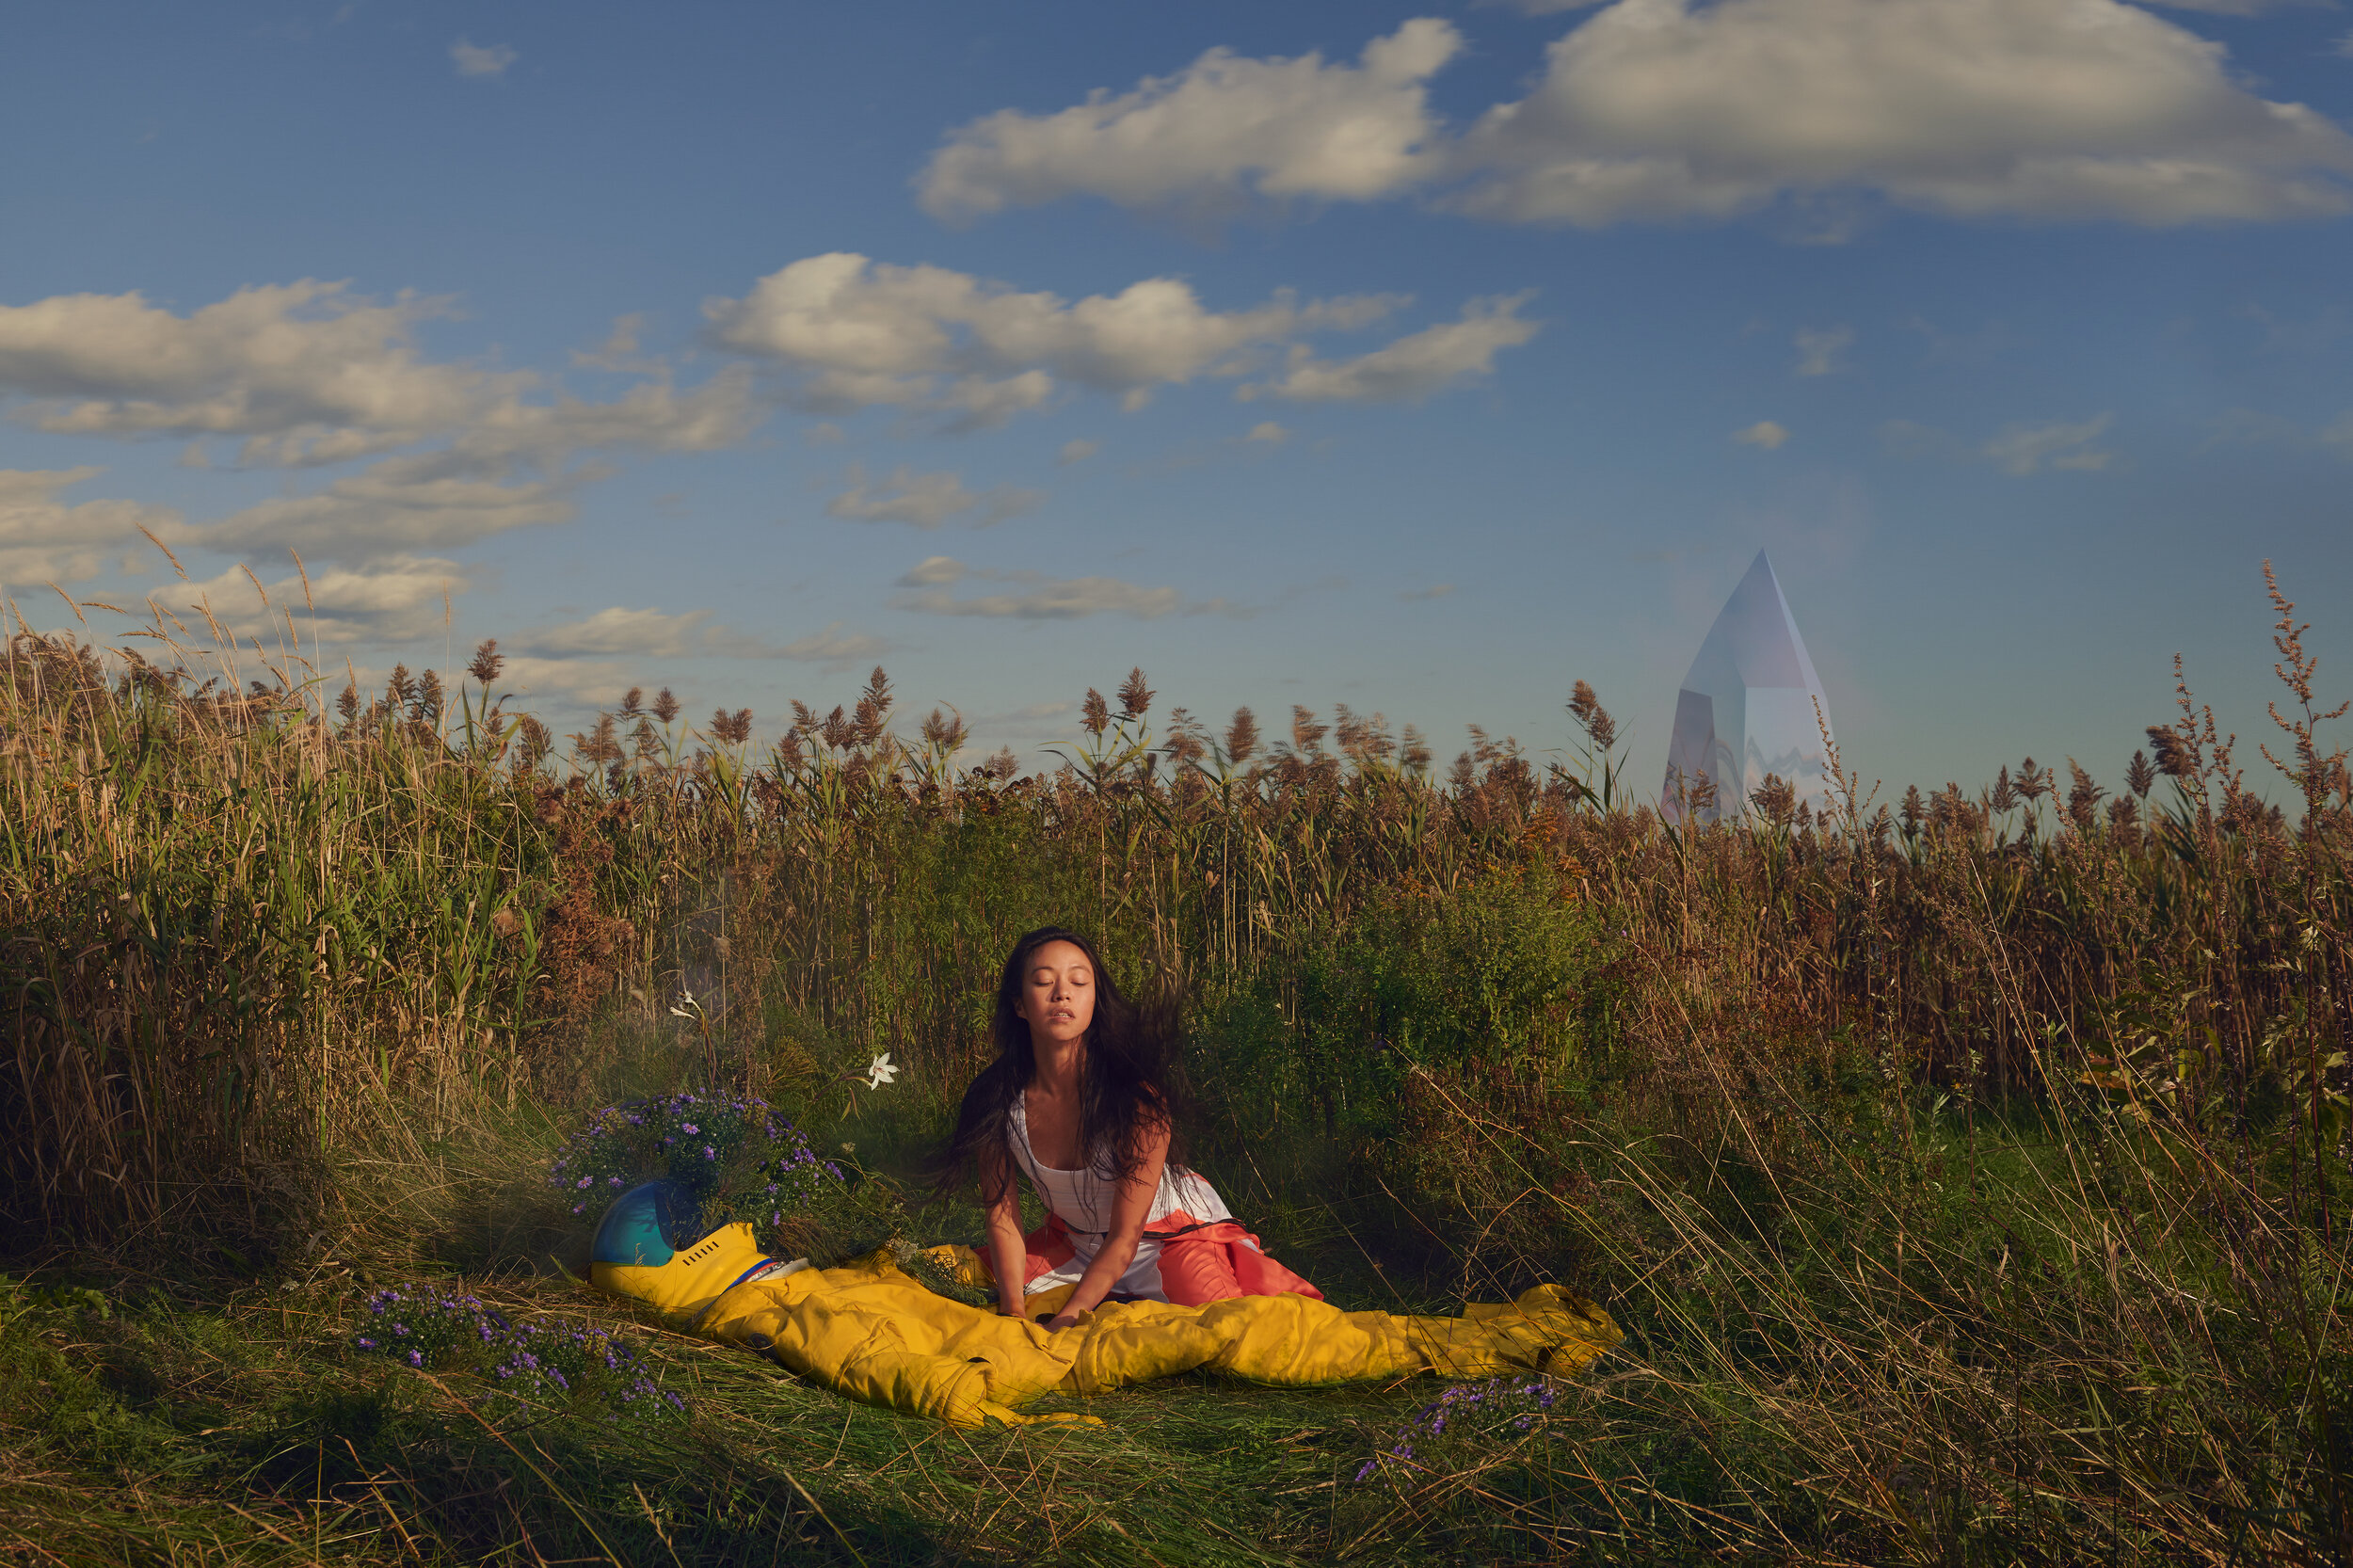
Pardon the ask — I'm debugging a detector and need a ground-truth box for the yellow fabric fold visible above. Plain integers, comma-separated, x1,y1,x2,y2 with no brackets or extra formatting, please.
599,1239,1622,1428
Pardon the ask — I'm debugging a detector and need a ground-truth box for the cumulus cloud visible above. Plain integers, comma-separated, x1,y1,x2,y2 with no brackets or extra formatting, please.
1793,327,1852,377
1456,0,2353,226
1734,420,1790,449
0,281,509,449
1881,412,2117,472
0,467,181,584
925,2,2353,229
515,606,891,666
891,556,1190,619
1242,294,1539,402
1245,421,1291,443
1984,414,2116,474
1057,438,1100,465
450,40,518,78
824,464,1045,528
704,251,1402,424
485,656,641,708
0,280,762,472
149,554,467,648
918,20,1462,222
897,555,968,587
2142,0,2328,12
0,280,767,563
202,467,575,563
776,622,893,665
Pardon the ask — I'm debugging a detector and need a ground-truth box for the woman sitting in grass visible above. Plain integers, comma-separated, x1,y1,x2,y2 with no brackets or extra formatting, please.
942,926,1321,1329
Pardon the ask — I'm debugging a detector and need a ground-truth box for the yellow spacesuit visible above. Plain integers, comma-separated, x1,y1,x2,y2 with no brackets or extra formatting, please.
591,1182,1622,1428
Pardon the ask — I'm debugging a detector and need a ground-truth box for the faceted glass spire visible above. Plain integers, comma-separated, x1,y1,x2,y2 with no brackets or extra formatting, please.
1660,551,1835,824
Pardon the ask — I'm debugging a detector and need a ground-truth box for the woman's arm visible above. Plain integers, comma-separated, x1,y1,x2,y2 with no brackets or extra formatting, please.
978,1144,1030,1318
1045,1117,1171,1330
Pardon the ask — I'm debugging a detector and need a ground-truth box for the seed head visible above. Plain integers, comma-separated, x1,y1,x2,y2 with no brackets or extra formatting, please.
1224,707,1258,765
1117,667,1153,722
1566,680,1617,752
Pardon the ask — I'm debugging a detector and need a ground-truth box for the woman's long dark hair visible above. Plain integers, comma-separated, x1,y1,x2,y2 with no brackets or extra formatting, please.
936,926,1190,1205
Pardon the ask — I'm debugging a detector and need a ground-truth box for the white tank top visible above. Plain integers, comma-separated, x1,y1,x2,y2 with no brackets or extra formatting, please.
1005,1096,1234,1299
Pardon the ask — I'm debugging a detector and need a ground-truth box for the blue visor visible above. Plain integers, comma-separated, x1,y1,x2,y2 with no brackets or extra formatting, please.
592,1179,699,1267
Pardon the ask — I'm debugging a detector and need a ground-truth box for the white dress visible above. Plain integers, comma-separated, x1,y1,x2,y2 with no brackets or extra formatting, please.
1006,1097,1235,1301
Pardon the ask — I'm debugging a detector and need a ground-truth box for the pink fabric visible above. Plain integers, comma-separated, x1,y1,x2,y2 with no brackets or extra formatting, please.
1017,1209,1322,1306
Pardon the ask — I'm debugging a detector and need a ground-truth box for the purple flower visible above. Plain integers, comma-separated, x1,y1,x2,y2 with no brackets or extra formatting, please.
407,1350,424,1368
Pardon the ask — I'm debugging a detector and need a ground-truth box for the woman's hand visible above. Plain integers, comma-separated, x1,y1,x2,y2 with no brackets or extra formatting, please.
1044,1310,1081,1332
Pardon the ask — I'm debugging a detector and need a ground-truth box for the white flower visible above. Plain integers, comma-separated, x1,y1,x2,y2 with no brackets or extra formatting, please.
669,989,697,1019
865,1052,899,1090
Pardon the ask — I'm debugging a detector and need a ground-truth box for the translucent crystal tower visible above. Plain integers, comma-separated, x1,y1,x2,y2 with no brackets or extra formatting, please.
1660,552,1835,824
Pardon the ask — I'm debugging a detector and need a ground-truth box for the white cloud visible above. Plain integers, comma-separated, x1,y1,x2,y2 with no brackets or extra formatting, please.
514,606,891,666
1984,413,2116,474
1455,0,2353,226
824,464,1044,529
201,464,574,563
573,313,651,371
451,39,518,79
0,280,766,564
0,467,180,584
0,281,510,447
150,554,467,649
704,251,1401,424
897,555,968,587
1881,412,2119,472
918,20,1462,222
1057,438,1100,465
1793,327,1852,377
776,622,893,666
891,556,1191,618
927,3,2353,229
1243,294,1539,402
520,606,729,659
0,282,761,474
1734,420,1790,449
1245,421,1291,443
2140,0,2327,12
488,655,641,708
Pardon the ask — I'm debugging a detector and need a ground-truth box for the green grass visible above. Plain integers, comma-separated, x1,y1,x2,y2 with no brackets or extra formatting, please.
6,605,2353,1562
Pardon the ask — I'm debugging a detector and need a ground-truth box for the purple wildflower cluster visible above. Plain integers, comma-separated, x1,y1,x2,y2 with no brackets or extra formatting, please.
1353,1375,1563,1484
546,1091,843,1224
353,1284,687,1422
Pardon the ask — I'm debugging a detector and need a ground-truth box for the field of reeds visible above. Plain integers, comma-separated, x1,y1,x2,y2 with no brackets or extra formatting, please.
1,563,2348,1565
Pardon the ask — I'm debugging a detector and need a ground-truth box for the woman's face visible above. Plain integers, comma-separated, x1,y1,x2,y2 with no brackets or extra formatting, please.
1015,939,1096,1049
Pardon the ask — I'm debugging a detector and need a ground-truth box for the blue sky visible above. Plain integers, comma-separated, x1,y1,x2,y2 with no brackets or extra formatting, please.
5,0,2352,803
